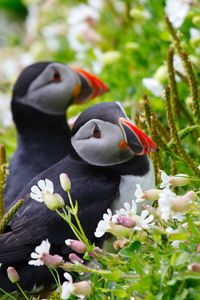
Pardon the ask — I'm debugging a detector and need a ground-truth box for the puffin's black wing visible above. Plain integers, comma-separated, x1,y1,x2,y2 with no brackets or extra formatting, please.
0,157,120,264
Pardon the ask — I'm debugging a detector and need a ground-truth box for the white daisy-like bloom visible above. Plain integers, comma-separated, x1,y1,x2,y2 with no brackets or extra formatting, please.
134,210,155,230
113,200,154,231
30,179,54,202
61,272,75,300
165,0,191,29
115,200,137,218
142,78,163,97
29,239,51,266
94,209,112,238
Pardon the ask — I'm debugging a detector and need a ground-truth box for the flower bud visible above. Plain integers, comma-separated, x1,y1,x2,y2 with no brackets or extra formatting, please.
68,253,83,264
7,267,20,283
108,223,130,238
53,193,65,208
101,51,122,65
169,174,191,187
60,173,71,192
41,253,64,268
197,244,200,252
143,189,160,201
188,262,200,272
116,216,136,228
113,238,128,251
73,280,92,298
42,192,64,210
65,239,87,254
171,191,196,212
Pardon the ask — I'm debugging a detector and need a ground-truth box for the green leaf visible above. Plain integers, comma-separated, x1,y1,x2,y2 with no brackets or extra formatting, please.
101,270,123,281
174,252,190,266
119,241,142,258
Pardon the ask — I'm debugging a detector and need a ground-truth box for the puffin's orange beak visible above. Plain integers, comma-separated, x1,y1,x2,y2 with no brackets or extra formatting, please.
119,117,159,155
71,67,109,103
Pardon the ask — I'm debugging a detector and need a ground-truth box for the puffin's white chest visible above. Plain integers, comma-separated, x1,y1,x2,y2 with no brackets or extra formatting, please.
111,159,155,212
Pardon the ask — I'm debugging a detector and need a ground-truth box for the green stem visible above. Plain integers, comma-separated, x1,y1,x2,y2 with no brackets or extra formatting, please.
54,268,61,287
0,288,17,300
67,191,90,247
56,209,83,242
164,87,200,176
16,283,30,300
48,267,59,287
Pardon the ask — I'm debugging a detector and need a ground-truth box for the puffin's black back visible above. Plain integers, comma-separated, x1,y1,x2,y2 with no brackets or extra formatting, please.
4,62,71,209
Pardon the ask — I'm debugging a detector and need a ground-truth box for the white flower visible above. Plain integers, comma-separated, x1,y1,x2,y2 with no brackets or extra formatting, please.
30,179,54,202
61,273,75,299
158,187,175,221
134,210,155,230
135,184,144,202
115,200,137,217
160,170,190,188
160,170,171,189
165,0,191,29
94,209,112,238
142,78,163,97
158,187,185,221
68,4,99,26
29,239,50,266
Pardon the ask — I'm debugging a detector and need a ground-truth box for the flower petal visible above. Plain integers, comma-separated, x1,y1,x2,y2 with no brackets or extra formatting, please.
30,252,39,259
38,180,46,190
141,210,149,220
31,185,41,194
64,272,73,283
30,192,43,202
45,179,54,194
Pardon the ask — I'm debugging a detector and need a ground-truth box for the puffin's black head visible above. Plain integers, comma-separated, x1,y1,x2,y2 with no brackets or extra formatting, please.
71,102,158,166
12,62,108,117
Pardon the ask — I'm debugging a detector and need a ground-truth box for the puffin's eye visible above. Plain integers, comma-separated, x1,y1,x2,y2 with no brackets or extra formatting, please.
52,69,61,82
93,125,101,138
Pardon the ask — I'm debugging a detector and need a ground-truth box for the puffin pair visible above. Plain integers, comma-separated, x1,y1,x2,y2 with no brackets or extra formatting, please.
0,102,158,292
4,62,108,209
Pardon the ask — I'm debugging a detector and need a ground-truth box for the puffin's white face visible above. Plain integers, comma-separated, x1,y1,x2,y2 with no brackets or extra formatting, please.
17,63,80,115
72,118,134,166
71,102,159,167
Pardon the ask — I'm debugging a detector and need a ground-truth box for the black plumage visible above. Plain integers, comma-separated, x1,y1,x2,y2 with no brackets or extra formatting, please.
0,102,156,292
4,62,108,209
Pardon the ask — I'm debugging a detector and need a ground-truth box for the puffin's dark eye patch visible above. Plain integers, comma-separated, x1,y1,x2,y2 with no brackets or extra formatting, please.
52,69,61,82
93,124,101,138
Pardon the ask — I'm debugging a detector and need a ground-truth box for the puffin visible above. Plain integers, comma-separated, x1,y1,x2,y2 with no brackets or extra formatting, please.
0,102,158,292
4,62,108,209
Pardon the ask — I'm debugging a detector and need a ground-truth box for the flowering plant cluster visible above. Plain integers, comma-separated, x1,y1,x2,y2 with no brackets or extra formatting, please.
2,170,199,300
